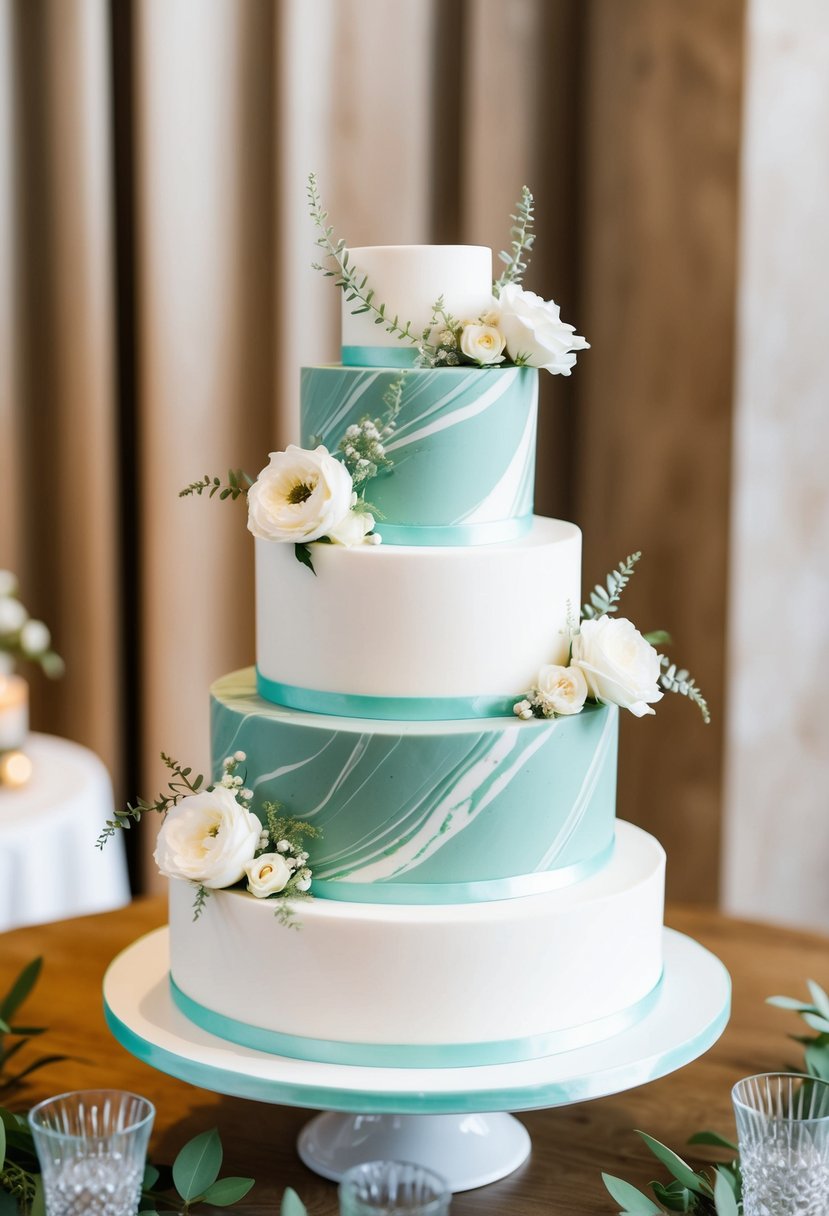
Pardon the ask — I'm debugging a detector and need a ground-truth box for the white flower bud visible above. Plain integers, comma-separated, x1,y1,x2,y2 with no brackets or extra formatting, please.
234,750,246,761
276,839,291,853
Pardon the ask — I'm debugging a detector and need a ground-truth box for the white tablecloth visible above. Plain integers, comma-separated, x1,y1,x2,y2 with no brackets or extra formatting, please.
0,733,131,931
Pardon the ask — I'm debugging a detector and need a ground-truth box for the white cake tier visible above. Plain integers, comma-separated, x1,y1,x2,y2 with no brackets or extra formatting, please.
341,246,492,360
168,821,665,1069
255,516,581,718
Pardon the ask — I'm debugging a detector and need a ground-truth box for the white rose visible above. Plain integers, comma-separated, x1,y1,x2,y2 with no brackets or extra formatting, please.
245,852,293,898
327,501,376,547
20,620,50,655
247,445,354,543
497,283,589,375
460,323,506,366
154,786,261,888
0,599,26,636
535,663,588,716
571,617,663,718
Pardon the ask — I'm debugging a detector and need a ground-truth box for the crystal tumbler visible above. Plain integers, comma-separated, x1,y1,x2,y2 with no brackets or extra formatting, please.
732,1072,829,1216
28,1089,155,1216
338,1160,451,1216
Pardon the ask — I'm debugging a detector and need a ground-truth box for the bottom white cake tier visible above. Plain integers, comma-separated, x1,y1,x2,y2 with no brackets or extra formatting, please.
168,820,665,1069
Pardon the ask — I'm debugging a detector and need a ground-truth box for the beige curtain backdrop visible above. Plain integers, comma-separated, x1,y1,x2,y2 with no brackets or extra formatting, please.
2,0,746,904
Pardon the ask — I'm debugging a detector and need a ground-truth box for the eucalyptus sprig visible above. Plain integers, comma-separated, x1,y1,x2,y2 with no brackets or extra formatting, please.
416,296,465,368
0,961,67,1103
96,754,206,848
768,978,829,1080
603,1130,739,1215
492,185,535,298
581,552,642,621
179,470,252,501
657,657,711,725
307,173,420,347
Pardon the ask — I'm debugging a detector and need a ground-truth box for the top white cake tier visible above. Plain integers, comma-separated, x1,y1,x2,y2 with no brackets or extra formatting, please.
341,245,493,358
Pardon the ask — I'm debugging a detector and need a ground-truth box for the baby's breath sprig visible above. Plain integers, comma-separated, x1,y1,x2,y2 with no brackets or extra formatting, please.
96,753,206,848
417,295,463,368
492,185,535,298
338,372,407,489
307,173,419,347
261,805,321,925
179,469,252,501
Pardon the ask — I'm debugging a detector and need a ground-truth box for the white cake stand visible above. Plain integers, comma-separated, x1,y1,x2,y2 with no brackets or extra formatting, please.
104,927,730,1192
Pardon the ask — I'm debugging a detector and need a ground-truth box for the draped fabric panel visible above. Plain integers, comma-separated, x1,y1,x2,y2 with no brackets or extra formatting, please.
2,0,745,903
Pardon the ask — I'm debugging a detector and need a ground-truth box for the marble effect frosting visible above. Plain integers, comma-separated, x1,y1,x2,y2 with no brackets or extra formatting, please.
211,670,618,902
300,365,537,542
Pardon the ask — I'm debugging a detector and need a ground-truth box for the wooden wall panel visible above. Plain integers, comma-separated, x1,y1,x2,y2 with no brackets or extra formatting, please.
575,0,745,901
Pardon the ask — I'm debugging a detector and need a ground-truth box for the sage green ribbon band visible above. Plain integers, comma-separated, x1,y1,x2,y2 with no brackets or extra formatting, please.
311,837,616,905
342,345,419,368
375,514,533,547
168,971,664,1070
256,668,516,721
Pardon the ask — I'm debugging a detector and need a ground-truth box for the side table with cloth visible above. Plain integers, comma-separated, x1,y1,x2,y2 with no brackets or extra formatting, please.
0,732,130,930
2,900,827,1214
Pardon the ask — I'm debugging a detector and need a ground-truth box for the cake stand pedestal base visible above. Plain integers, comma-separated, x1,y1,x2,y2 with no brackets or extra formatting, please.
297,1111,531,1191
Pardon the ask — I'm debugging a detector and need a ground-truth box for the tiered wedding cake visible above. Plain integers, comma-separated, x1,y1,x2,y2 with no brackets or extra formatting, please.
164,240,671,1069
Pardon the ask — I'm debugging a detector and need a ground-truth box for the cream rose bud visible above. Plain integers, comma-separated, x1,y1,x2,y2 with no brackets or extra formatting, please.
245,852,293,898
497,283,589,375
326,496,376,547
571,616,663,718
153,786,261,888
536,663,588,716
460,323,506,366
247,445,355,543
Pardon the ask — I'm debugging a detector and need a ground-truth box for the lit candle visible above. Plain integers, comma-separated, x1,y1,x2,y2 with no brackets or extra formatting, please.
0,674,28,751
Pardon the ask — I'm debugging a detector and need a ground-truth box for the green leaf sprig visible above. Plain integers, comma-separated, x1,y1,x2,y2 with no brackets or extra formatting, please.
0,962,67,1103
97,754,206,848
657,656,711,725
581,552,642,621
492,185,536,298
603,1129,739,1215
768,978,829,1080
179,470,252,501
308,173,419,347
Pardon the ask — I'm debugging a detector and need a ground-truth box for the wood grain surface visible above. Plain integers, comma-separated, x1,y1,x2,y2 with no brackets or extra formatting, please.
2,898,825,1214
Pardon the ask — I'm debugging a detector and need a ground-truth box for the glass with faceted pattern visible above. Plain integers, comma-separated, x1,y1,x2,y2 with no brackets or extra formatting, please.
732,1073,829,1216
28,1090,154,1216
338,1160,451,1216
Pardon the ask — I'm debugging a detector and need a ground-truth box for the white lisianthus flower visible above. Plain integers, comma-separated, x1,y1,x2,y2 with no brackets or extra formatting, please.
247,445,354,543
153,786,261,888
571,617,663,718
460,323,506,366
497,283,589,375
19,620,50,656
535,663,588,717
0,598,27,636
245,852,293,898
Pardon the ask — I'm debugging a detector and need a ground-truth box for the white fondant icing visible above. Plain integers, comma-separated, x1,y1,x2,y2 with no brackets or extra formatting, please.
255,517,581,699
341,246,492,353
168,821,665,1052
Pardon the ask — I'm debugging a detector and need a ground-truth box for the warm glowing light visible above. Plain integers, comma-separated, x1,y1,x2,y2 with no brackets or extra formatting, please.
0,750,33,788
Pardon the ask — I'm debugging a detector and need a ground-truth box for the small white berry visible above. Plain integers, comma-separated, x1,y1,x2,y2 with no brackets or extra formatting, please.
222,757,234,770
276,839,291,853
242,788,254,800
234,750,246,762
295,875,312,892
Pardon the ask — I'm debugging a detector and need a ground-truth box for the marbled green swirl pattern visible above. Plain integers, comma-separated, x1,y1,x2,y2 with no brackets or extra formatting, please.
300,365,537,536
211,670,618,904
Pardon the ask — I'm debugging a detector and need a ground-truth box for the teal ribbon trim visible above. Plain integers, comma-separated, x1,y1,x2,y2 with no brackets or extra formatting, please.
375,514,533,548
168,971,665,1070
342,345,419,368
311,838,616,905
255,669,516,721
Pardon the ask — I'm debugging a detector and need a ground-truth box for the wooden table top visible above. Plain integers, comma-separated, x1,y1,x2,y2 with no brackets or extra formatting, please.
2,899,827,1214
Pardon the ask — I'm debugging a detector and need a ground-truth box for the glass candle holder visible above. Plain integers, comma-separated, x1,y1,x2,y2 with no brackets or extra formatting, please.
338,1160,451,1216
732,1072,829,1216
28,1089,155,1216
0,673,28,752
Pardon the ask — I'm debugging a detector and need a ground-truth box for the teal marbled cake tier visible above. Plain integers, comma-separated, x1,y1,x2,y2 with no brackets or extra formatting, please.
211,669,618,905
300,364,537,545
